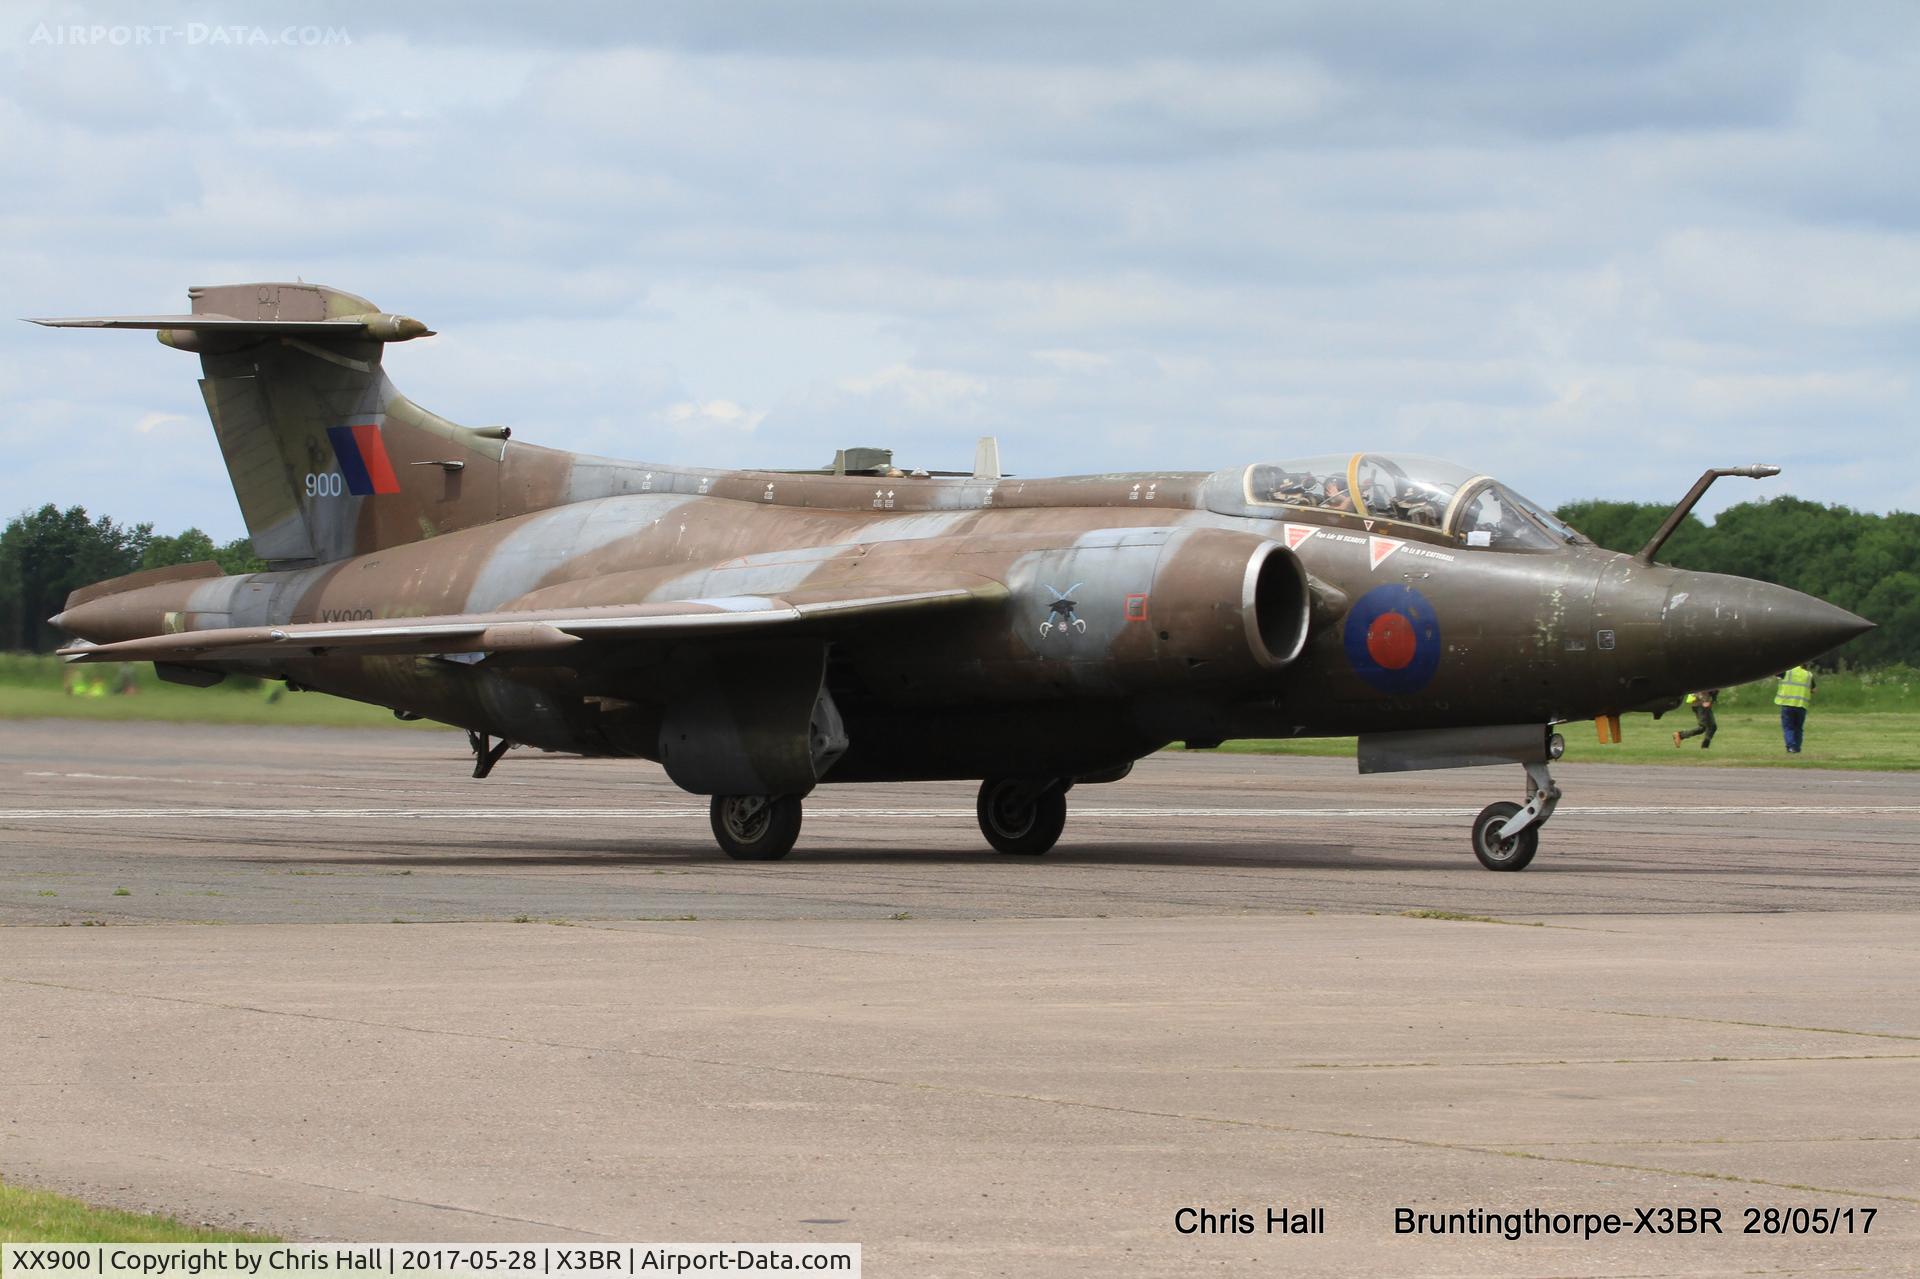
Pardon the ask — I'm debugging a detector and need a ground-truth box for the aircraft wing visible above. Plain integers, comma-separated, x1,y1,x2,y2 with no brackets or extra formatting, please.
57,582,1005,664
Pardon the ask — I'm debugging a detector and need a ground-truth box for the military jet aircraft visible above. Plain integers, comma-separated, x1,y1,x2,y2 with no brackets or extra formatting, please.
37,282,1872,868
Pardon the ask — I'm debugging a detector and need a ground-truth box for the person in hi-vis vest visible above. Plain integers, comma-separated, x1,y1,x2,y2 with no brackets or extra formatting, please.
1774,666,1815,754
1673,688,1719,749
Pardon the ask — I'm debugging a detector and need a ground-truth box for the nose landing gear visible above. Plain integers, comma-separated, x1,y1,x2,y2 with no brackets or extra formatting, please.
1471,757,1562,871
1358,724,1568,873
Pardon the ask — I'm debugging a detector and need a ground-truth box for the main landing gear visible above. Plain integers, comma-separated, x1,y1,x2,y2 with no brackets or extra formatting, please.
976,777,1069,855
710,794,805,860
706,778,1079,860
1470,756,1562,872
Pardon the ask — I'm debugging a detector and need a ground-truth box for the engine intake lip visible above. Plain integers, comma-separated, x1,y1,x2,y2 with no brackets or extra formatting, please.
1244,541,1310,668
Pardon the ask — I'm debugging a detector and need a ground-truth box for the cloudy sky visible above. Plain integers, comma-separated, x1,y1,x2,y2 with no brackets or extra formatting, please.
3,1,1916,540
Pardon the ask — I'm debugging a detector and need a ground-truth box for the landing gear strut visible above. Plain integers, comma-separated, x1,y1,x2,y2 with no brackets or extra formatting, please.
976,777,1069,855
710,794,803,860
467,731,512,779
1471,758,1561,872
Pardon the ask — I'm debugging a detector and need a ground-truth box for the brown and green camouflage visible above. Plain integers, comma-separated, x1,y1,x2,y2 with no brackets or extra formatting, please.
36,283,1872,864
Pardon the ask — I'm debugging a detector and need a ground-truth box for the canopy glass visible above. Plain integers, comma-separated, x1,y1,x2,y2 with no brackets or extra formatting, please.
1243,453,1588,550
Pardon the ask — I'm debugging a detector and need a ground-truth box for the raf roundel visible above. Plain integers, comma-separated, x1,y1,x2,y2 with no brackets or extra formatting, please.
1342,583,1442,695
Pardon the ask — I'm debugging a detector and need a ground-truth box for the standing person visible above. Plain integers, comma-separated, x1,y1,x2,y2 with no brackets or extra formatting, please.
1673,688,1719,749
1775,665,1815,754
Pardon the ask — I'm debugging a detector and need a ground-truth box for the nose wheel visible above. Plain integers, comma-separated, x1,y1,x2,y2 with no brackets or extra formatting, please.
1471,800,1538,870
710,794,803,860
1470,759,1560,872
977,777,1069,855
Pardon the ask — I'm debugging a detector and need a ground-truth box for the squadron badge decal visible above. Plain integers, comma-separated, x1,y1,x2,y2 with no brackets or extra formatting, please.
1039,582,1088,638
1342,583,1442,694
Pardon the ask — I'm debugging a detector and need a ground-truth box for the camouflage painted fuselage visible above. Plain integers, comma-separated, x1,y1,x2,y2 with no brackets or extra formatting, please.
63,454,1813,783
46,282,1869,791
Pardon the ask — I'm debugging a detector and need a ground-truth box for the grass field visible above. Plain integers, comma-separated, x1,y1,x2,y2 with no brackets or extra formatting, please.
1218,708,1920,770
3,653,1914,769
0,1178,276,1243
0,653,433,730
1218,667,1920,771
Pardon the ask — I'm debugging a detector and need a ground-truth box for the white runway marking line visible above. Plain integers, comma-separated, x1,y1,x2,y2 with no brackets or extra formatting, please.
20,769,523,796
3,805,1918,821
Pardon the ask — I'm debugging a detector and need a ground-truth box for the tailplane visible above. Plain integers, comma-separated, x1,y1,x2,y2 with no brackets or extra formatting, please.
33,282,527,567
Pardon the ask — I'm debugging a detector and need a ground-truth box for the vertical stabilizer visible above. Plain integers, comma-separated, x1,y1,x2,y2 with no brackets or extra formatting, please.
34,282,516,567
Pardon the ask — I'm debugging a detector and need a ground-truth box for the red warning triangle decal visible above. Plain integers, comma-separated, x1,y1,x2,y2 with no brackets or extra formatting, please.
1368,536,1403,570
1283,523,1316,550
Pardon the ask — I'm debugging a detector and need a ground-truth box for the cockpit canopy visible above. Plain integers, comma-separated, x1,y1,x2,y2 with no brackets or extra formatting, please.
1243,453,1588,550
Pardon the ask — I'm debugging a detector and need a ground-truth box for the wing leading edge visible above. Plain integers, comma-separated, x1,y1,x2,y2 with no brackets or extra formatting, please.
57,582,1005,664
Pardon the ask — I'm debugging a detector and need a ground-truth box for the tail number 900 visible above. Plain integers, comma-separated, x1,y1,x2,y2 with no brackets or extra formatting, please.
305,472,345,497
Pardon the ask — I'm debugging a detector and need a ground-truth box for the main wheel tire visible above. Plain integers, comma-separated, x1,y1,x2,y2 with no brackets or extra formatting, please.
710,794,802,860
1471,800,1538,872
977,778,1068,855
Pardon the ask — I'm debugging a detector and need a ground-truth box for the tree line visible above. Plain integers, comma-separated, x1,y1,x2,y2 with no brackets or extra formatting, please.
3,494,1914,665
0,505,262,652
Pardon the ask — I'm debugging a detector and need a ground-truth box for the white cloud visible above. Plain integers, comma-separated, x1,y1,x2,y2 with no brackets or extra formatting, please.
1657,226,1920,328
835,365,985,411
663,398,764,434
2,3,1917,535
132,411,192,434
1031,348,1113,373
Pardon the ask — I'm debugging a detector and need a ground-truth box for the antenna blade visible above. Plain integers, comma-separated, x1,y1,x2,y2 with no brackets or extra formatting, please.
973,436,1002,481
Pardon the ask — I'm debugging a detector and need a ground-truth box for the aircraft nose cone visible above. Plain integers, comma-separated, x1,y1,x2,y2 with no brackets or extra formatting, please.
1662,571,1873,689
